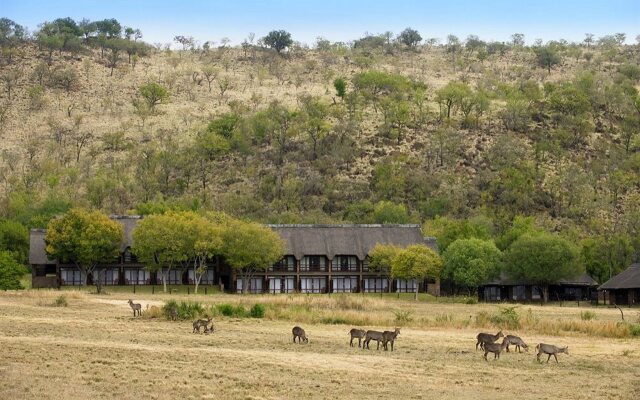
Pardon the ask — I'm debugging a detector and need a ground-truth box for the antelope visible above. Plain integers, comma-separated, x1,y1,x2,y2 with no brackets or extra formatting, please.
203,323,215,335
292,326,308,343
476,330,503,351
349,328,366,347
169,307,178,321
193,317,212,333
363,330,384,350
483,338,509,361
536,343,569,363
127,299,142,317
504,335,529,353
382,328,401,351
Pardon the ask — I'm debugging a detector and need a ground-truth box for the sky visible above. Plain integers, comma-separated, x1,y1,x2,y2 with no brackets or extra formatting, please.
3,0,639,47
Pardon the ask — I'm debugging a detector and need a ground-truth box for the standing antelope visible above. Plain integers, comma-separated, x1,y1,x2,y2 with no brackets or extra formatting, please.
382,328,401,351
476,330,503,351
127,299,142,317
193,317,212,333
536,343,569,363
504,335,529,353
483,338,509,361
363,330,384,350
169,307,178,321
349,328,366,347
292,326,308,343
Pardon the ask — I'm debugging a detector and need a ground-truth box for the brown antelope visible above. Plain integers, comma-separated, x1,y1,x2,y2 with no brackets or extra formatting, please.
483,338,509,361
127,299,142,317
192,317,212,333
349,328,366,347
382,328,401,351
363,330,384,350
292,326,308,343
476,330,503,350
504,335,529,353
203,323,215,335
169,307,178,321
536,343,569,363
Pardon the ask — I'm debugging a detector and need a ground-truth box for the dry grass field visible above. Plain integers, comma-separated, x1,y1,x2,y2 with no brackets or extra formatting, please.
1,291,639,399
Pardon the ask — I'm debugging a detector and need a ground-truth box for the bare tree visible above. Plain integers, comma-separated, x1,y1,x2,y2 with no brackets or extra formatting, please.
202,65,218,92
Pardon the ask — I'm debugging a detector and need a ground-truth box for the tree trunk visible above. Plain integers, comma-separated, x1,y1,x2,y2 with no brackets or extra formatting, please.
162,272,167,293
542,285,549,304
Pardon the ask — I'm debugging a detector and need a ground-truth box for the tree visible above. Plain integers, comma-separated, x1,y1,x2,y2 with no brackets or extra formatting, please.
368,243,401,293
505,233,580,303
0,250,27,290
392,244,442,300
262,30,293,53
435,81,472,120
333,77,347,100
298,95,330,159
534,45,561,73
581,235,633,284
45,209,123,292
511,33,525,47
222,221,284,293
190,218,224,294
201,65,218,92
0,219,29,264
423,215,493,252
373,201,411,223
442,238,502,295
583,33,594,47
132,212,191,293
398,28,422,49
139,82,169,112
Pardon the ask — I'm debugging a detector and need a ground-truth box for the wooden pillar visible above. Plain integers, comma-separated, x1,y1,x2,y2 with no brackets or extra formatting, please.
295,257,300,293
327,256,332,294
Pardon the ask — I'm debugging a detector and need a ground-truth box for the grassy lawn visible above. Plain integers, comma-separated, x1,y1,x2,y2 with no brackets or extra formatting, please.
0,290,639,399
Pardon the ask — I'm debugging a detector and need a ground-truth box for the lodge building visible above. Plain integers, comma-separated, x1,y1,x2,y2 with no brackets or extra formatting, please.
30,216,440,295
477,272,599,302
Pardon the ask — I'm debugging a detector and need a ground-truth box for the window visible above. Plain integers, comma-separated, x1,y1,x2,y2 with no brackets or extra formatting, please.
532,286,541,300
484,286,501,301
268,276,295,293
161,269,181,285
512,285,526,301
236,278,264,293
331,256,357,272
332,276,358,293
362,278,388,293
300,277,327,293
60,268,85,286
94,268,119,285
124,269,150,285
300,256,327,272
362,258,370,272
396,279,417,293
270,256,296,272
187,269,215,285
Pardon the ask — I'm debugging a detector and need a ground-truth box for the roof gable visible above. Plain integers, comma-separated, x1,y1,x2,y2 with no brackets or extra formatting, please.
598,264,640,290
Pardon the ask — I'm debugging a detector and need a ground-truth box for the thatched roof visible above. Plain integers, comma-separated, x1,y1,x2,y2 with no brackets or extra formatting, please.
481,272,598,287
267,224,436,260
30,219,434,264
598,264,640,290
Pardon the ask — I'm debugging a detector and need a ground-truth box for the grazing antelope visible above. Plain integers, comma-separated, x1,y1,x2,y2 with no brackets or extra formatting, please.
349,328,366,347
127,299,142,317
363,330,384,350
382,328,401,351
536,343,569,363
476,330,504,351
203,323,215,335
193,317,212,333
292,326,308,343
504,335,529,353
483,338,509,361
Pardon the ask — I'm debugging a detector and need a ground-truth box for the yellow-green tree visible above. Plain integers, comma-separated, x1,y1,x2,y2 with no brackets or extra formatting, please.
45,208,123,292
391,244,442,300
368,243,401,293
222,221,285,294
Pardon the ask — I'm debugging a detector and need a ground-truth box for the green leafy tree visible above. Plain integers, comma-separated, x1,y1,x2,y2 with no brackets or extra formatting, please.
423,216,493,253
368,243,401,293
442,238,502,295
191,219,224,294
45,209,123,292
495,216,543,251
0,219,29,264
581,234,633,284
298,95,330,159
534,45,561,73
139,82,169,112
373,201,411,224
0,250,27,290
391,244,442,300
222,221,285,293
435,81,472,120
132,212,192,293
262,30,293,53
505,233,580,303
333,77,347,100
398,28,422,49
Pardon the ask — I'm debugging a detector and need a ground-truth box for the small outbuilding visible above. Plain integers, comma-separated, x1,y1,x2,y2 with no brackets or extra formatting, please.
598,263,640,306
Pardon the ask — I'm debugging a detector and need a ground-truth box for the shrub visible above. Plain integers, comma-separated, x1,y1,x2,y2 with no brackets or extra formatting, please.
630,324,640,337
53,294,68,307
249,303,265,318
489,306,521,329
464,297,478,304
580,310,596,321
162,300,204,320
216,303,247,317
321,316,349,324
217,303,235,317
143,305,164,319
434,313,454,324
394,310,414,323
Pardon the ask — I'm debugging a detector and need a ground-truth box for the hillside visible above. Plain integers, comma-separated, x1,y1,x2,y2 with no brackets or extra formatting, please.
0,23,639,278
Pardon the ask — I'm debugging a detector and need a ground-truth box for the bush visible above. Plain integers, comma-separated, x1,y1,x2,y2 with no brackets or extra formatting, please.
489,306,521,329
53,294,68,307
321,316,349,324
394,310,414,323
162,300,204,320
464,297,478,304
249,303,265,318
434,313,454,323
143,305,164,319
216,303,247,317
581,310,596,321
217,303,235,317
630,324,640,337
